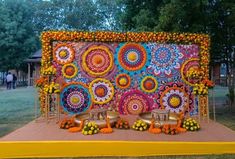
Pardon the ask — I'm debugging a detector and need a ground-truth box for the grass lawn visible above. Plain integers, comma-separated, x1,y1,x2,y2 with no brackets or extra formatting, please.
0,87,36,137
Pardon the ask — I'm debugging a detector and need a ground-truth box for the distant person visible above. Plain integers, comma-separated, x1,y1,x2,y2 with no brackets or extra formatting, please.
6,72,13,90
13,74,17,89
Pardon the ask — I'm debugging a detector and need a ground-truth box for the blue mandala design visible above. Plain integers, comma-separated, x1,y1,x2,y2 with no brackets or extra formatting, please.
60,83,91,114
114,43,151,76
147,44,184,78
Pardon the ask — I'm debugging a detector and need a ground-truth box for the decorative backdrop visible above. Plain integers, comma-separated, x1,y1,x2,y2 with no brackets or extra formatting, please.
40,31,210,115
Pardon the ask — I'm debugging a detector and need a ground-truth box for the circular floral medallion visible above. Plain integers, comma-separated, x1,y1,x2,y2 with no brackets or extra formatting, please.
115,73,131,89
147,44,183,78
89,78,114,104
53,43,75,65
82,45,114,77
118,90,153,115
115,43,150,75
62,63,78,79
181,58,200,86
140,76,158,93
60,82,91,114
156,82,193,114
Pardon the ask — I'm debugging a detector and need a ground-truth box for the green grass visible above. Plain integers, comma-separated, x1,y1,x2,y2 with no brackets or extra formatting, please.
0,87,36,137
213,107,235,131
208,86,235,131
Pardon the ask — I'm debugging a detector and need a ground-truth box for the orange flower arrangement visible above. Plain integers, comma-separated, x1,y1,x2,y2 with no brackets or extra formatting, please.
202,79,214,88
35,77,47,88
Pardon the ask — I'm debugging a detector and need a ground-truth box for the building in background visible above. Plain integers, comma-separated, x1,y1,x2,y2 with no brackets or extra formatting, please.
25,50,41,86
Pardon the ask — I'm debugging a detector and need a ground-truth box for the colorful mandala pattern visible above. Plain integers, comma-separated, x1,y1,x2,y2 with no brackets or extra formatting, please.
181,58,200,86
89,78,114,104
115,73,131,89
62,63,78,79
147,44,183,78
156,82,194,114
53,43,75,65
118,90,153,115
60,83,91,114
81,45,114,77
115,43,150,75
140,76,158,93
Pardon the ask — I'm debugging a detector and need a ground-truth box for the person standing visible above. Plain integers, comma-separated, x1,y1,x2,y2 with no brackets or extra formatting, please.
13,74,17,89
6,72,13,90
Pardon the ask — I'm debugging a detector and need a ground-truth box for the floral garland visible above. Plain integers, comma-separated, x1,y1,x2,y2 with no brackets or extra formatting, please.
41,66,56,75
185,67,214,96
35,77,47,88
40,31,210,114
41,31,210,79
43,82,60,94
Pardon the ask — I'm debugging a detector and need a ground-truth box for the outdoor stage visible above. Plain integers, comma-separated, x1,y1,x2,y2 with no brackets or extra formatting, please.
0,115,235,158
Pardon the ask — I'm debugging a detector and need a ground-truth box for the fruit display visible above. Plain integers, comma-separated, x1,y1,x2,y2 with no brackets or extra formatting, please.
182,118,200,131
115,118,130,129
162,124,179,135
82,121,99,135
132,120,148,131
60,118,76,129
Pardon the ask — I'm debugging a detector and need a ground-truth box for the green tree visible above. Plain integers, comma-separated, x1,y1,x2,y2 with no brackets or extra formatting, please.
95,0,124,31
0,0,38,71
121,0,164,31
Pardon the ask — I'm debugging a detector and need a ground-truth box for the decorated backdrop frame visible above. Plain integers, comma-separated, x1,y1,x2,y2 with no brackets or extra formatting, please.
40,31,210,115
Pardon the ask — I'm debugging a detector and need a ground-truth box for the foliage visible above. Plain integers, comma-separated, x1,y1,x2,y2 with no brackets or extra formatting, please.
121,0,235,65
0,0,38,71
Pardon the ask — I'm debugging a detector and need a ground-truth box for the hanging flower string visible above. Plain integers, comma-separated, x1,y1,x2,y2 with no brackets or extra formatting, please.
41,66,56,75
186,67,214,95
43,82,60,94
35,77,47,88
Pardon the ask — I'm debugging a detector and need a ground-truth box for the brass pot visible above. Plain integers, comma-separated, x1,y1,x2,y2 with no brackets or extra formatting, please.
138,112,179,126
74,111,120,128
